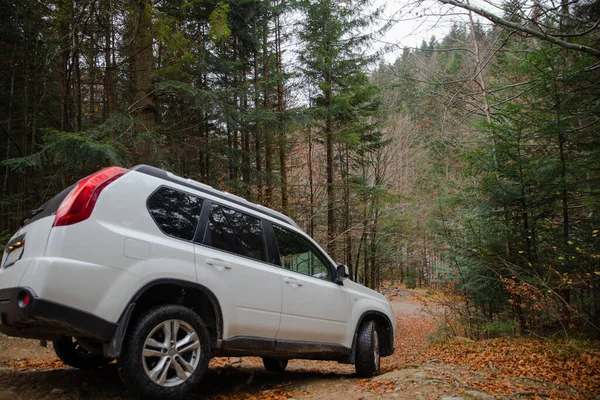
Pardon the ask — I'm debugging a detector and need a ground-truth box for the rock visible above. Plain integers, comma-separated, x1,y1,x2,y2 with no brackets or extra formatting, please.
415,395,426,400
440,397,464,400
50,388,64,395
413,371,427,379
374,368,423,381
426,359,444,366
462,390,494,400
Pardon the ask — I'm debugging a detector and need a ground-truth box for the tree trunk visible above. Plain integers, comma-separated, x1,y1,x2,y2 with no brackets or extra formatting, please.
558,128,569,242
131,0,155,157
2,64,16,231
308,128,315,237
263,6,273,205
103,0,115,121
74,49,82,131
275,10,287,213
254,52,263,201
58,0,72,132
370,216,378,290
343,145,352,279
242,92,251,197
326,96,336,258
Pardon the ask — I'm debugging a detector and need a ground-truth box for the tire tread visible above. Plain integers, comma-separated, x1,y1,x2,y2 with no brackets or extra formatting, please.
355,320,380,377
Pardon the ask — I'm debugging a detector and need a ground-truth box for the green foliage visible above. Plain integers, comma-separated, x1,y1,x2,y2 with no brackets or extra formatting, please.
3,116,131,183
443,40,600,335
208,2,231,42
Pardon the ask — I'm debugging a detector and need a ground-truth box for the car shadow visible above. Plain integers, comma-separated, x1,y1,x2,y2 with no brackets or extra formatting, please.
0,363,354,399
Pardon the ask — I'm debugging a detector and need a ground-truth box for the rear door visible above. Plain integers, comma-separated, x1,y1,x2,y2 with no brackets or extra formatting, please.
271,224,350,345
194,202,282,340
1,185,75,285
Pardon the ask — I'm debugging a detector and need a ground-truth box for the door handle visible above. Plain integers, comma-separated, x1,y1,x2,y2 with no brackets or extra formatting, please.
206,258,232,270
283,277,303,287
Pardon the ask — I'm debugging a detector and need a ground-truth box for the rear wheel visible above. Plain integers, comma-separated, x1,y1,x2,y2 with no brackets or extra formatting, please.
117,305,210,399
355,320,380,377
262,357,288,373
53,336,113,369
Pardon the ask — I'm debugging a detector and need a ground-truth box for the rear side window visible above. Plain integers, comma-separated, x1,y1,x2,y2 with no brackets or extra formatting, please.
273,225,332,281
147,187,203,241
203,203,265,261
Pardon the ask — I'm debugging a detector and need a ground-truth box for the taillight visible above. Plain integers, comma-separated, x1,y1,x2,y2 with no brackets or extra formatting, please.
53,166,128,227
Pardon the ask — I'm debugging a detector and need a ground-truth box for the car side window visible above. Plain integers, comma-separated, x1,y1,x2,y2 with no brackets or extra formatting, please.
147,187,203,241
273,224,332,281
203,203,265,261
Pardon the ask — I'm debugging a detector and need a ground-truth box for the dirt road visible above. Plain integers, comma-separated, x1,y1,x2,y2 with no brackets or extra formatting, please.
0,292,480,400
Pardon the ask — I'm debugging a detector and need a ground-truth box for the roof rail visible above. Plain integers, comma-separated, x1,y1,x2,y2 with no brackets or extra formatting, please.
131,165,299,229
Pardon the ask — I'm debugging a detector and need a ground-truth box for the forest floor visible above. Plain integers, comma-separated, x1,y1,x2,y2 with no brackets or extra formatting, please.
1,289,599,400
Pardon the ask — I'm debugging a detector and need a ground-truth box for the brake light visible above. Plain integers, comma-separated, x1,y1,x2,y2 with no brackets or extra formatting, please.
53,166,128,227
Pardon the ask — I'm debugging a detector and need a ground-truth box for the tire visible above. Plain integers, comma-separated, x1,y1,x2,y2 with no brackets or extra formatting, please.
355,320,381,377
262,357,288,373
117,305,211,400
53,336,113,369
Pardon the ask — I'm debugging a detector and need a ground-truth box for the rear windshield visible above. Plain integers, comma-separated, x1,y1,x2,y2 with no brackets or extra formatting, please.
22,184,75,226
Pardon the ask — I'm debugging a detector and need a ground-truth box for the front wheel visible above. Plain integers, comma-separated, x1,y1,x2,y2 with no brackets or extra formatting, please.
117,305,211,400
53,336,113,369
262,357,288,372
355,320,380,377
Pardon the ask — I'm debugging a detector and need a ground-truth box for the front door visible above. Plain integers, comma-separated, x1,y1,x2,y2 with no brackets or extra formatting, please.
271,224,350,345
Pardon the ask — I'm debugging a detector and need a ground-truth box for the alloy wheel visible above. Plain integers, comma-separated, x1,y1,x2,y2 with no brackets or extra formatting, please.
141,319,202,387
373,330,380,371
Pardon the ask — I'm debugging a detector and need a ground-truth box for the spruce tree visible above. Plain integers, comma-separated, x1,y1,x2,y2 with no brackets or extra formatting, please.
296,0,383,260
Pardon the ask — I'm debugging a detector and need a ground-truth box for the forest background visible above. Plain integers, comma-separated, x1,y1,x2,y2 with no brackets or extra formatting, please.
1,0,599,339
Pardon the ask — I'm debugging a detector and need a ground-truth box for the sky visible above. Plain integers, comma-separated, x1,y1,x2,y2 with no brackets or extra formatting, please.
376,0,488,63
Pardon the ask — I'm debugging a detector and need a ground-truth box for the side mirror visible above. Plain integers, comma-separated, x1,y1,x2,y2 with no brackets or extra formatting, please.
335,264,349,284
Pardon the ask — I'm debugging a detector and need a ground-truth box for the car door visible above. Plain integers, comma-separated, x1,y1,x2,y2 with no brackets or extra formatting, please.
194,202,282,341
271,223,350,345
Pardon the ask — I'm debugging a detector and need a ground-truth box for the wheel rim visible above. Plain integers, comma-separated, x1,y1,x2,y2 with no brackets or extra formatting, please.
142,319,201,387
373,330,380,370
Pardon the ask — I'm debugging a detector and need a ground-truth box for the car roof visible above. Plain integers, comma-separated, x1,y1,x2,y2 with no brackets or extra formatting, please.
131,165,300,229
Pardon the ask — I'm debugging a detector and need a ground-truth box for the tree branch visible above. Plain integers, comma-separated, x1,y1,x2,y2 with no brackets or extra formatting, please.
437,0,600,59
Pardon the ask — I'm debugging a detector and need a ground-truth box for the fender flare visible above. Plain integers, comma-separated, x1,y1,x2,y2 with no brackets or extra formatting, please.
347,310,395,363
104,279,224,358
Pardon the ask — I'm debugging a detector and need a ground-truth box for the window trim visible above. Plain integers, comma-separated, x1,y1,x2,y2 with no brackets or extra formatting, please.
146,185,204,243
270,222,336,283
198,200,270,264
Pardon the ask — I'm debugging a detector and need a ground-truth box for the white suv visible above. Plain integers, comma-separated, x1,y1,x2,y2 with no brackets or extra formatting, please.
0,165,395,398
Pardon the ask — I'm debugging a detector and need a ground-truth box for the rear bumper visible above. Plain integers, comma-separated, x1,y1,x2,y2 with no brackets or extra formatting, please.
0,287,116,341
